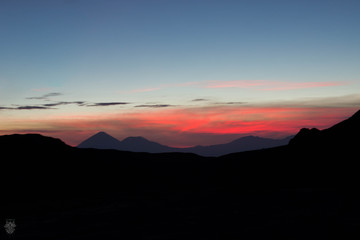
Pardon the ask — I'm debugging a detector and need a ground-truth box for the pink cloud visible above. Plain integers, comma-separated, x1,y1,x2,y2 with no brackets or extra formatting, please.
123,80,347,95
204,80,347,90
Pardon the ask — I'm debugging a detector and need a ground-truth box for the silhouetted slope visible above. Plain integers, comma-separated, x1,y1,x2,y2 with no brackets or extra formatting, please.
185,135,292,156
119,136,176,153
322,109,360,147
289,109,360,150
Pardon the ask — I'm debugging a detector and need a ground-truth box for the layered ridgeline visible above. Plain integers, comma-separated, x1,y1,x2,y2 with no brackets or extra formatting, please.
78,131,292,156
1,109,360,239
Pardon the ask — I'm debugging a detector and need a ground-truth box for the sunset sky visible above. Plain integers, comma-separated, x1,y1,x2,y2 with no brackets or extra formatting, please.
1,0,360,147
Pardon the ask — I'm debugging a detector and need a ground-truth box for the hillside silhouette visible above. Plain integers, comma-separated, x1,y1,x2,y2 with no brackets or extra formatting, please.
289,109,360,149
1,109,360,239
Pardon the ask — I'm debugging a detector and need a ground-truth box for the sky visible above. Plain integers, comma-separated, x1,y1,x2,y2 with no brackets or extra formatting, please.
1,0,360,147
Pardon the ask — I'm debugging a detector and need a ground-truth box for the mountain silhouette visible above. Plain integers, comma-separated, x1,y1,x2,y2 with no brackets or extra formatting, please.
78,133,175,153
77,131,121,149
2,109,360,239
78,132,292,156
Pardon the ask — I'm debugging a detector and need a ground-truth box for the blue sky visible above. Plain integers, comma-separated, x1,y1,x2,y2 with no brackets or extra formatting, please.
1,0,360,146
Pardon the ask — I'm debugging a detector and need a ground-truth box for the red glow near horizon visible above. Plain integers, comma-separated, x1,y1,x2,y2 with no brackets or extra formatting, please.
0,106,357,147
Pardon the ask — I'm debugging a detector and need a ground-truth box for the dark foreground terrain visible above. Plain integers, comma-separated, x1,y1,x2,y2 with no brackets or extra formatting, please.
1,110,360,239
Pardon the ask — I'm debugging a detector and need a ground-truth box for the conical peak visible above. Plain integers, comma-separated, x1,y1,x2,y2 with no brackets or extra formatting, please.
95,131,109,136
77,131,120,149
90,131,120,141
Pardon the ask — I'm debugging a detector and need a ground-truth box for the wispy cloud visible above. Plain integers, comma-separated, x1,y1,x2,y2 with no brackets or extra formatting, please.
0,105,53,110
16,105,52,110
123,80,347,95
42,101,86,107
86,102,130,107
260,81,347,91
0,106,13,110
135,104,173,108
215,101,247,105
0,101,129,110
262,94,360,108
26,92,63,100
191,98,209,102
204,80,347,90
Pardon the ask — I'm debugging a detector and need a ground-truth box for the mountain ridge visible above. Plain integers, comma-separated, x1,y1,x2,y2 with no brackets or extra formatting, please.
77,132,292,156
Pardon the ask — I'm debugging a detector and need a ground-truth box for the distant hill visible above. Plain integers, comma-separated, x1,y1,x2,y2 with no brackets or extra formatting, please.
185,135,292,156
119,136,175,153
78,132,292,156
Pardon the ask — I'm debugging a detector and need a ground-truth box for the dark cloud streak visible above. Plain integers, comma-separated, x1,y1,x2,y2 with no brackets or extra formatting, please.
223,102,247,105
16,106,52,110
191,98,209,102
135,104,173,108
26,92,63,100
86,102,130,107
0,105,53,110
213,101,247,105
42,101,86,107
0,106,13,110
0,101,130,110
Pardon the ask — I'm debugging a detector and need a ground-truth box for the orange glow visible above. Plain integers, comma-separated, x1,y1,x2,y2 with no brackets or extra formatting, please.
0,106,357,147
